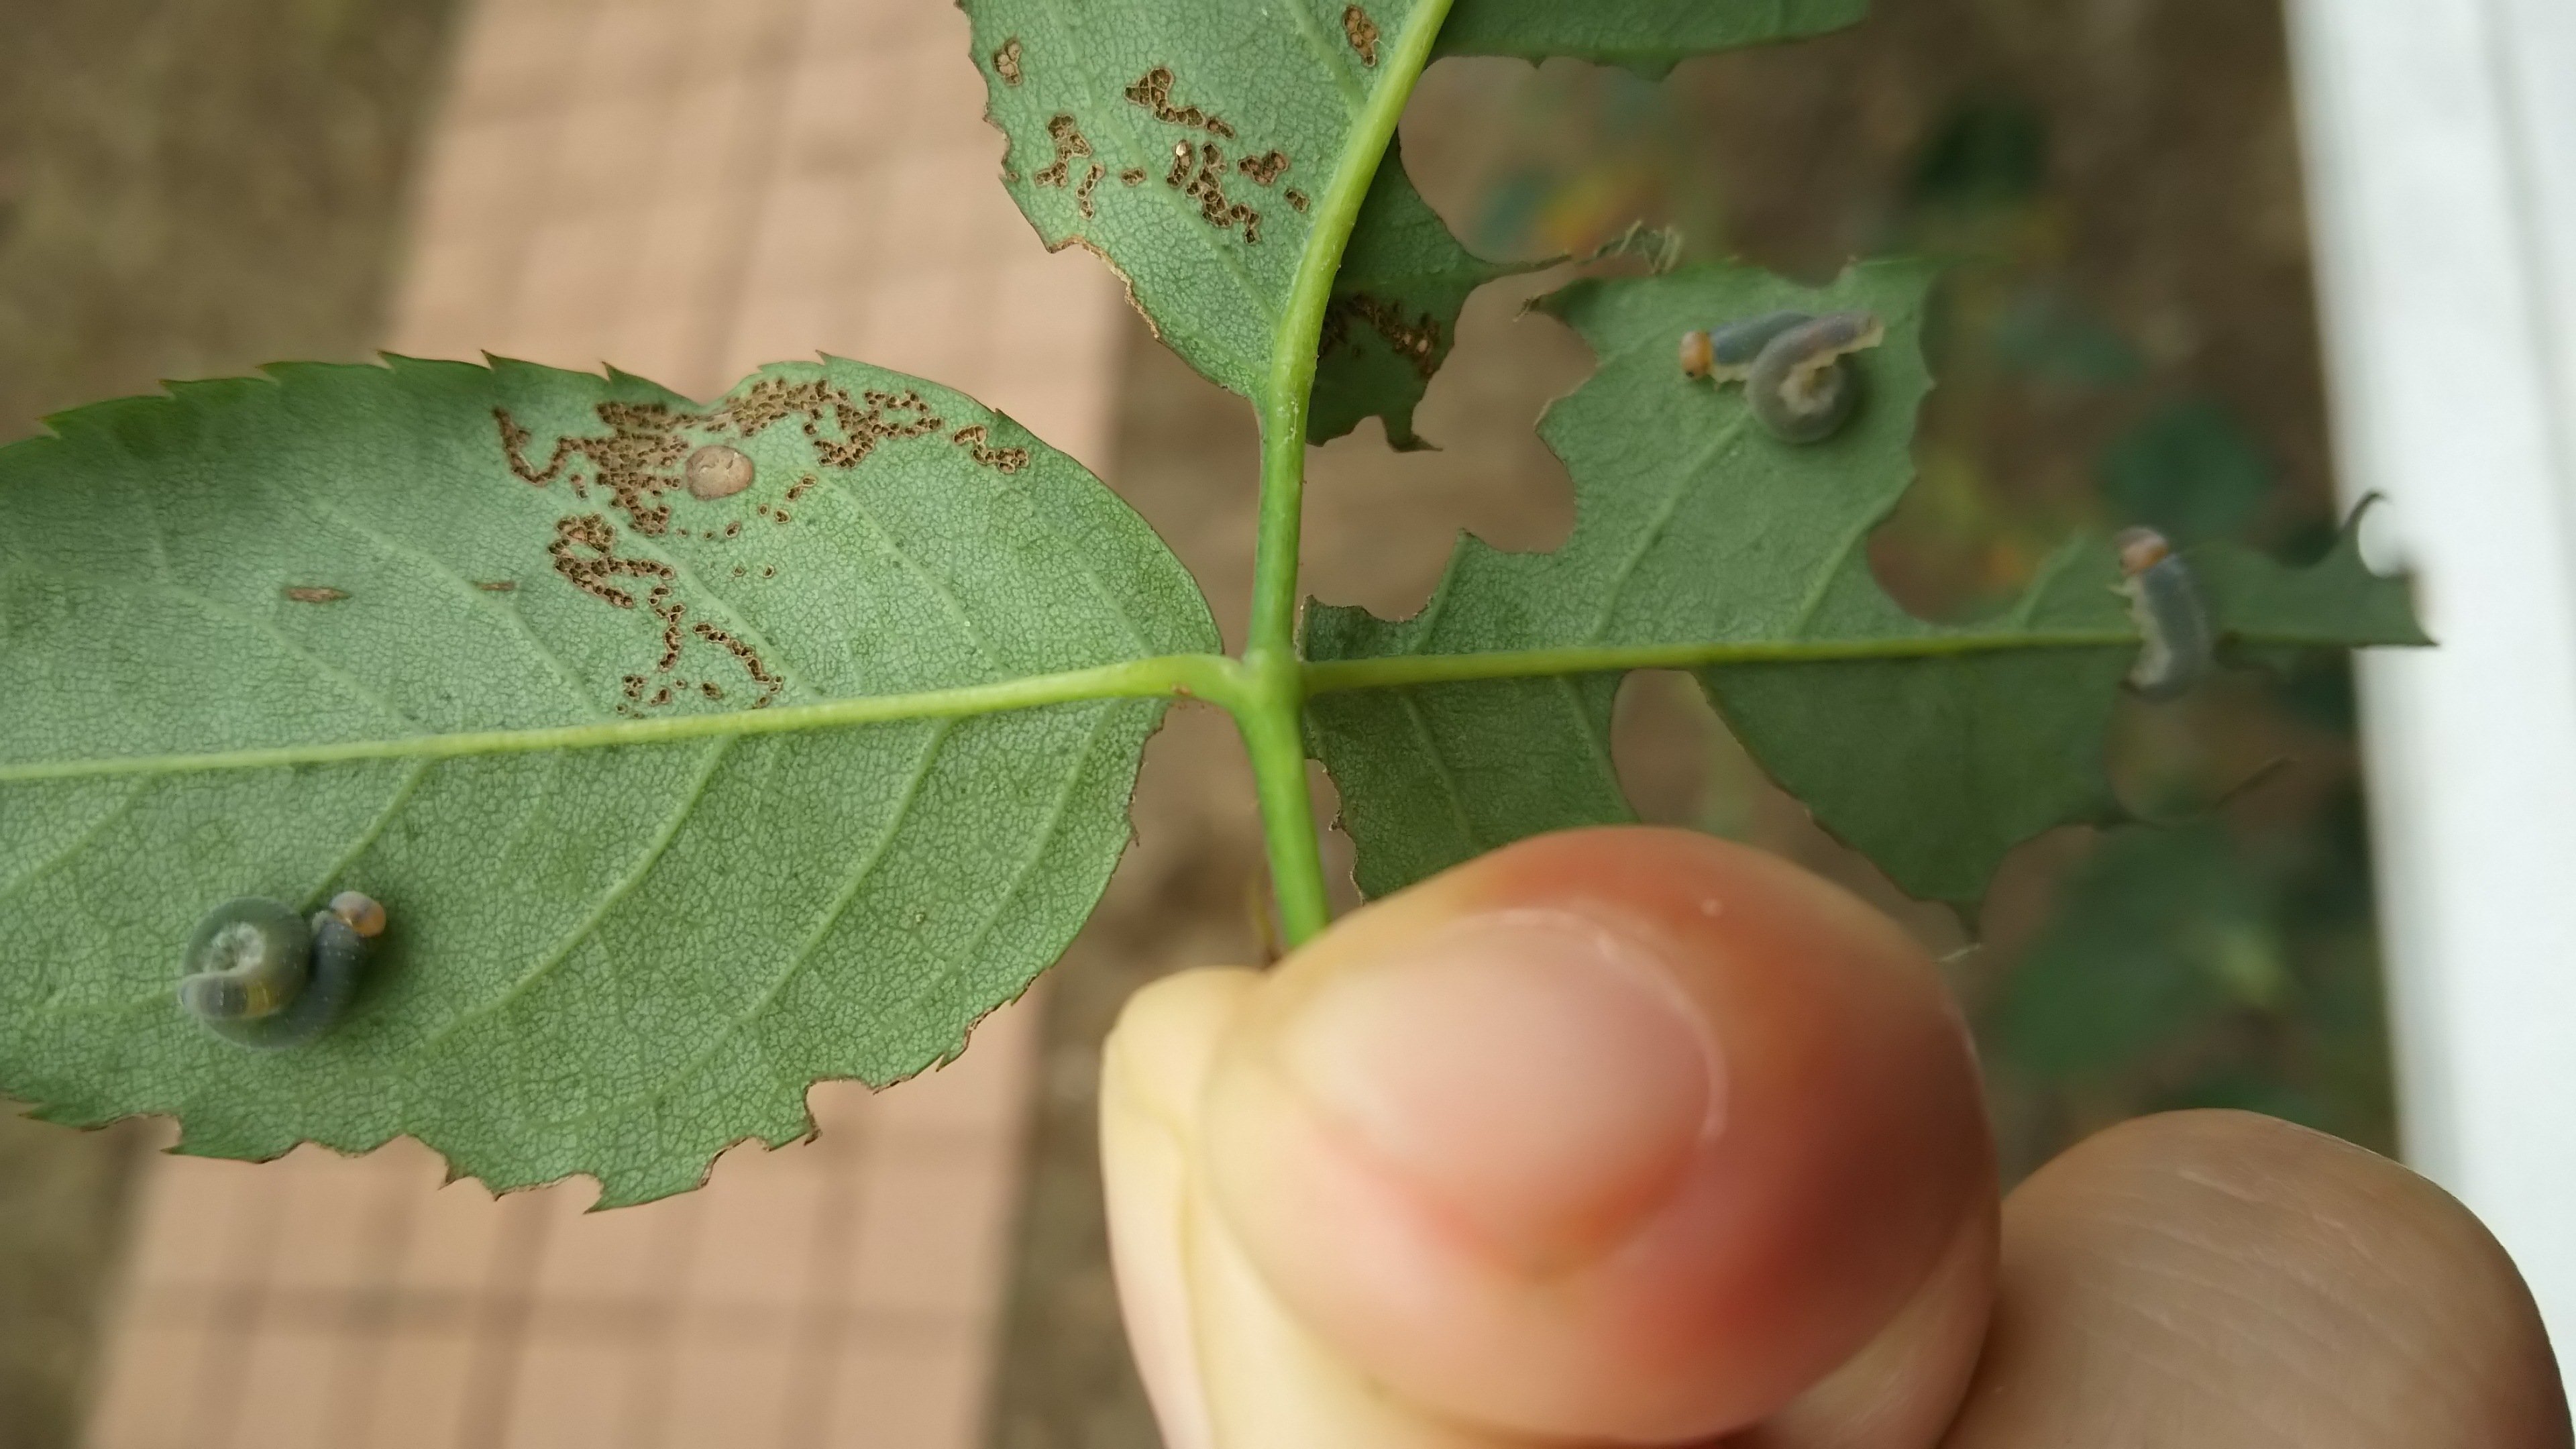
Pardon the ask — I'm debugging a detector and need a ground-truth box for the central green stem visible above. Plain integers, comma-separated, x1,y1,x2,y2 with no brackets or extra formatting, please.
1237,0,1456,947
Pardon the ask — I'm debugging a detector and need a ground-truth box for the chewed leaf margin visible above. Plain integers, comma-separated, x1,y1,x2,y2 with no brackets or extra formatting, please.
1303,260,2429,910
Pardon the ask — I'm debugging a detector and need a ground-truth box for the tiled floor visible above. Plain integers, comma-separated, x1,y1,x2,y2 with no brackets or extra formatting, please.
82,0,1130,1444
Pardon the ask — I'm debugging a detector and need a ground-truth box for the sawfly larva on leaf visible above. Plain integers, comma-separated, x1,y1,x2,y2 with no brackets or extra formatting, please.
2114,527,2213,700
1680,311,1884,443
1678,309,1808,382
177,892,384,1049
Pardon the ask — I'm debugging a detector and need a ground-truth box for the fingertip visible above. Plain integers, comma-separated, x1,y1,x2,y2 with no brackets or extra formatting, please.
1199,827,1994,1442
1106,965,1261,1128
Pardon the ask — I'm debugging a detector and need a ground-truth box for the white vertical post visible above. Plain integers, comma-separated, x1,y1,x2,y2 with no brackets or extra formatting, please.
2285,0,2576,1377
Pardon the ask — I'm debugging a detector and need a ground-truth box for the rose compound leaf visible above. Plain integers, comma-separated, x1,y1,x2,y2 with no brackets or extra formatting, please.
1304,263,2426,908
0,355,1217,1203
1311,142,1548,449
961,0,1451,401
1436,0,1868,74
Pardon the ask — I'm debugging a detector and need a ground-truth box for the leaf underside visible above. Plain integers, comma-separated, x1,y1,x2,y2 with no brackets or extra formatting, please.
962,0,1443,401
0,356,1217,1203
1304,263,2425,906
1310,141,1544,449
1330,0,1870,441
961,0,1866,445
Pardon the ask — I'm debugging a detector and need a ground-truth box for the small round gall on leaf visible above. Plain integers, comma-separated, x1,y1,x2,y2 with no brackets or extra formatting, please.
684,444,755,500
329,890,387,940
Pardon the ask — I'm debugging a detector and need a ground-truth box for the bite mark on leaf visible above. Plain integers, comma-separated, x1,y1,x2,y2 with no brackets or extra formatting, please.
1167,141,1261,243
1343,6,1380,66
1320,293,1442,377
951,425,1030,474
1033,114,1094,189
1124,67,1236,138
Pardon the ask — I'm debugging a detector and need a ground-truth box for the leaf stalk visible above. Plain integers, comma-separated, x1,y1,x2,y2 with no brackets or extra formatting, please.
1241,0,1457,946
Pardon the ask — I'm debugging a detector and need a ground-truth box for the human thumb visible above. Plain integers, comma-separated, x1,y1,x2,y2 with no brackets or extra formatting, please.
1101,828,1998,1448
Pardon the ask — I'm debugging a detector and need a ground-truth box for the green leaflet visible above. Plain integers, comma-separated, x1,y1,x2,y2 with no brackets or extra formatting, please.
962,0,1864,443
1311,142,1543,449
1304,263,2425,906
0,356,1218,1203
2196,517,2430,652
1309,0,1870,447
961,0,1442,401
1436,0,1868,73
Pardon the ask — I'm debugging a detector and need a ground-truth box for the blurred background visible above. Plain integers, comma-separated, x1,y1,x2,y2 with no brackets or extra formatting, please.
3,5,465,1444
0,0,2549,1446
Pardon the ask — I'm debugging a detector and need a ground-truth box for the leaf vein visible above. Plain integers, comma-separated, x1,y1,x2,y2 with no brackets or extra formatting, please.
414,737,739,1053
303,759,433,910
1553,674,1624,802
538,721,956,1133
305,498,600,713
810,476,1004,674
1588,411,1754,641
0,780,152,906
1394,689,1481,849
1283,0,1370,112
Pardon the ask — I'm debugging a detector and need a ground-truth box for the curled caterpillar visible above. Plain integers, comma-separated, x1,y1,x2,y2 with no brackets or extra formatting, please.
2114,527,2212,700
177,892,383,1049
1679,310,1885,443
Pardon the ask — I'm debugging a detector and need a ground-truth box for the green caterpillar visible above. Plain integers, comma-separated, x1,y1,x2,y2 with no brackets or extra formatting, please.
2114,527,2213,700
1678,310,1885,443
177,892,384,1049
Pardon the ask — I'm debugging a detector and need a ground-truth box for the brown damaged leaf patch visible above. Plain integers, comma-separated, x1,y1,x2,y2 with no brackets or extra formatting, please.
1124,66,1236,138
1343,5,1379,66
1032,114,1095,189
1320,292,1442,378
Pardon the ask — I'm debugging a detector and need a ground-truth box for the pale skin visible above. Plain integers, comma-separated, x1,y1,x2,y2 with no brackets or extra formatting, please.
1102,828,2571,1448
